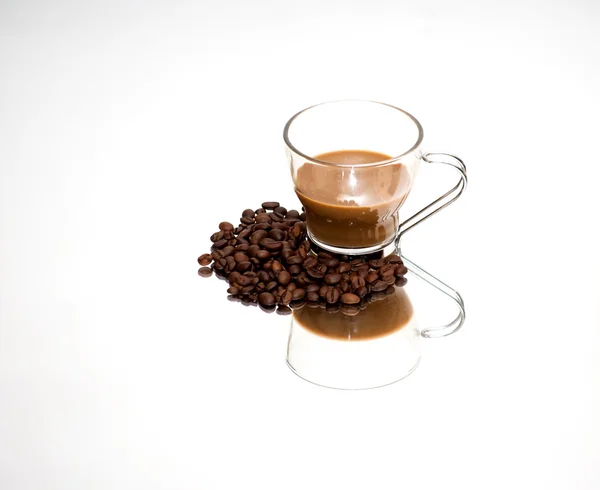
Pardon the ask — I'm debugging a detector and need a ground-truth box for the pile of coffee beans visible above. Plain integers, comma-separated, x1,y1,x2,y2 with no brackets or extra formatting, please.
197,201,408,316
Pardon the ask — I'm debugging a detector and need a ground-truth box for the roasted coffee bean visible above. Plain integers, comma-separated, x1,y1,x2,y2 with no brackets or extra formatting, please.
258,270,270,282
278,271,291,286
276,305,292,315
395,276,408,287
300,212,307,221
270,260,282,274
222,231,234,240
307,291,320,302
338,281,350,293
262,201,280,210
253,223,271,231
287,210,300,219
250,257,260,266
341,305,360,317
322,258,340,269
292,288,306,300
240,217,255,225
325,287,340,304
350,258,363,268
227,294,241,302
198,253,212,266
258,292,276,306
263,261,273,271
337,262,351,273
366,272,379,284
385,275,396,285
250,230,268,245
341,293,360,304
247,244,260,257
306,284,320,293
259,303,276,313
242,209,255,219
268,229,286,241
238,228,252,240
237,275,252,287
198,267,212,277
324,273,342,285
286,283,297,292
274,206,287,216
256,213,272,224
213,239,228,249
368,259,386,269
241,285,255,295
213,259,225,271
286,254,303,265
265,281,278,291
227,286,240,295
355,285,368,298
263,240,283,252
233,252,249,263
270,213,284,222
395,264,408,276
379,264,396,277
280,290,293,305
319,284,329,298
210,231,224,242
236,261,252,272
371,280,388,292
234,244,249,252
255,208,266,214
307,267,324,279
387,254,402,264
228,271,241,283
211,249,223,260
351,276,366,290
288,265,301,275
255,250,271,261
303,257,318,268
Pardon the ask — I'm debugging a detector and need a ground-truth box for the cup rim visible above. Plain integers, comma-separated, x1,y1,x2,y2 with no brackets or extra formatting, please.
283,99,424,168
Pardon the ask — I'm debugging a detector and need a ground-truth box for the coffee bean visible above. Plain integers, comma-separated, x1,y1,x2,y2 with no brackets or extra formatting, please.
287,210,300,219
262,201,280,210
234,244,249,252
233,252,249,263
255,208,266,214
255,250,271,261
198,253,212,266
259,304,276,313
213,239,228,249
270,260,281,274
236,261,252,272
338,281,350,293
280,290,293,305
366,272,379,284
395,276,408,287
371,280,388,292
307,268,324,279
211,249,223,260
278,271,291,286
337,262,351,273
340,293,360,304
355,285,368,298
306,284,320,293
241,285,255,295
250,230,268,245
324,273,341,285
385,275,396,285
385,286,395,295
237,275,253,287
307,292,320,302
351,276,366,290
286,255,303,265
274,206,287,216
286,283,297,292
265,281,278,291
198,267,212,277
247,244,260,257
258,292,276,306
292,288,306,300
227,294,241,302
268,229,286,241
227,286,240,295
300,212,306,221
254,223,271,231
319,284,329,298
241,217,255,225
257,270,270,283
395,264,408,276
387,254,402,264
379,264,396,277
288,265,301,275
369,259,386,269
303,257,318,268
242,209,255,219
213,259,224,271
210,231,224,242
276,305,292,315
263,240,283,252
325,287,340,304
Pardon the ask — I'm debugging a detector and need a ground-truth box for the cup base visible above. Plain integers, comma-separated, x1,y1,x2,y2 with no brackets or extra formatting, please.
307,231,399,258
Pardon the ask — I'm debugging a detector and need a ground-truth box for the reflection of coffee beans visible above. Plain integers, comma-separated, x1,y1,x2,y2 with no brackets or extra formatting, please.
196,202,408,314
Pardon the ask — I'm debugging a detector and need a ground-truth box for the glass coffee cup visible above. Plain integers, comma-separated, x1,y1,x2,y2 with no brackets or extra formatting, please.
284,100,467,255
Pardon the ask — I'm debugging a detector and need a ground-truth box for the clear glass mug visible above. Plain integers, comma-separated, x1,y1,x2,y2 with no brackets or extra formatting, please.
286,257,465,390
284,100,467,255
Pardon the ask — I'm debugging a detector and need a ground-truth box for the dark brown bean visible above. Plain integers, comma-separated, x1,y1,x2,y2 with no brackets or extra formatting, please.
307,292,320,302
341,293,360,304
292,288,306,300
270,260,282,274
369,259,386,269
234,244,249,252
254,223,271,231
236,261,252,272
338,281,350,293
198,253,212,266
258,270,270,282
274,206,287,216
285,254,303,265
385,286,395,295
307,268,324,279
241,285,255,295
198,267,212,277
227,286,240,295
213,239,228,249
236,275,252,287
287,210,300,219
250,230,268,245
210,231,224,242
322,258,340,269
306,284,320,293
324,273,341,285
265,281,278,291
379,264,396,277
238,228,252,239
278,271,291,286
263,240,283,252
258,292,276,306
227,294,241,302
211,249,223,260
395,276,408,287
351,276,366,290
395,264,408,276
262,201,280,210
371,280,388,292
242,209,255,218
338,262,351,273
325,287,340,304
303,257,318,268
241,217,255,225
247,244,260,257
255,208,266,214
385,275,396,285
233,252,249,263
288,265,301,275
355,285,368,298
387,254,402,264
286,283,297,292
255,250,271,261
268,229,286,241
366,272,379,284
256,213,272,224
280,290,293,305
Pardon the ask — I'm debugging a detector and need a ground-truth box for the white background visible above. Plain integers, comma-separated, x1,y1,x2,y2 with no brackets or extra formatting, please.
1,0,599,489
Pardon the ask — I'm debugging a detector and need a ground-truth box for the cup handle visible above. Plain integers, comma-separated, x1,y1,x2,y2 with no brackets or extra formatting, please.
395,153,467,245
402,256,466,338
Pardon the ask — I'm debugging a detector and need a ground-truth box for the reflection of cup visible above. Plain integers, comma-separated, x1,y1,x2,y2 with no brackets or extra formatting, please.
284,100,467,255
286,257,466,390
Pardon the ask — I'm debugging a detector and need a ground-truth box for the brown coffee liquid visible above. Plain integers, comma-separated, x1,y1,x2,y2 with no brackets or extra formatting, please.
293,288,413,341
295,150,412,249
